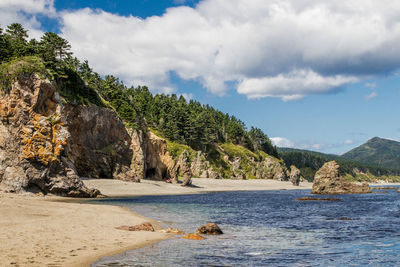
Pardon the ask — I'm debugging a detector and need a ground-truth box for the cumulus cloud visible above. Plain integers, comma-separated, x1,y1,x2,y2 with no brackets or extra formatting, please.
4,0,400,99
0,0,55,39
365,92,378,100
237,69,358,100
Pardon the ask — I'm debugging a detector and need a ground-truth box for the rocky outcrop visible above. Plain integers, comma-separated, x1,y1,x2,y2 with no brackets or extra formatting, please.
230,157,246,180
312,161,371,194
289,165,301,186
170,150,192,186
0,74,98,197
143,131,174,180
191,151,220,179
255,156,288,181
196,223,223,235
63,105,136,181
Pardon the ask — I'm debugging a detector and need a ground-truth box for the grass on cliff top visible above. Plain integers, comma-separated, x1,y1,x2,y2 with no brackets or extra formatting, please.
0,56,51,92
220,143,261,161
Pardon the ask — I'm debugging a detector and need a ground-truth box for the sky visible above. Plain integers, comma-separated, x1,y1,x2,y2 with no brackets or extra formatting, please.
1,0,400,154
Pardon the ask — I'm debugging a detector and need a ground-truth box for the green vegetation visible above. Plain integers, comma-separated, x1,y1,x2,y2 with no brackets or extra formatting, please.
342,137,400,170
0,56,50,92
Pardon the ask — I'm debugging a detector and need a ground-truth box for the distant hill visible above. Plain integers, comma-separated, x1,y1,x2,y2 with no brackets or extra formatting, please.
342,137,400,169
278,145,400,182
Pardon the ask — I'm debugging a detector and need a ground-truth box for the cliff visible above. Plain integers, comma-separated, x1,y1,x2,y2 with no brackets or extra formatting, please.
0,73,296,197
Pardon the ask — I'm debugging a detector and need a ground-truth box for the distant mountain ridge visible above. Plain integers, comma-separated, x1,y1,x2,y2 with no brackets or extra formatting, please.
342,137,400,170
278,138,400,181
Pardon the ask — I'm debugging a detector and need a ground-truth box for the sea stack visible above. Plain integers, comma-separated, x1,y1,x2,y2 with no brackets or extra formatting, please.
311,161,371,194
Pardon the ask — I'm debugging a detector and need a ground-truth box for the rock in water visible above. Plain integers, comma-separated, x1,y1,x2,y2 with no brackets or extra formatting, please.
196,223,223,235
182,233,205,240
311,161,371,194
289,165,301,186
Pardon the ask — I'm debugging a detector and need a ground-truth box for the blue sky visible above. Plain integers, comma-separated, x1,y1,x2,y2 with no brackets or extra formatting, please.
2,0,400,154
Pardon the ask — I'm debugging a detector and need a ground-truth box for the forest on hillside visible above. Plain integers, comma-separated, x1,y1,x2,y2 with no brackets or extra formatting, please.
0,23,278,159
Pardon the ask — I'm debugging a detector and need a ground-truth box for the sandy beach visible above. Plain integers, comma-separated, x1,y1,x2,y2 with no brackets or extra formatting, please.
0,192,168,267
0,179,311,267
83,177,313,197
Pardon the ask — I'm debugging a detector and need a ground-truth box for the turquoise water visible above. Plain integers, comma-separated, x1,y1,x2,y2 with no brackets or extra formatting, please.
92,188,400,266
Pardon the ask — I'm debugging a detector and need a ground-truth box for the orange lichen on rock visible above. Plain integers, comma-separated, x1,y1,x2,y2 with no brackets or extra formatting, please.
182,233,205,240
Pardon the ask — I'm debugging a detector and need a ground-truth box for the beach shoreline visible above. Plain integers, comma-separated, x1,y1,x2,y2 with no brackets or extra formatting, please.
0,192,169,267
1,178,397,267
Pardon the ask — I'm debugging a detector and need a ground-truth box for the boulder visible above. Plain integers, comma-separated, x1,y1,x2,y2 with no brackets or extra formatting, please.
311,161,371,194
196,223,223,235
289,165,301,186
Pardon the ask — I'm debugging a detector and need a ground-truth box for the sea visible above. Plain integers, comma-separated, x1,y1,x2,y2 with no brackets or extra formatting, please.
91,188,400,267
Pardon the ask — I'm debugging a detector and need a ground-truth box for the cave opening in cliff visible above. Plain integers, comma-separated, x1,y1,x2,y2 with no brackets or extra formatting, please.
146,168,156,179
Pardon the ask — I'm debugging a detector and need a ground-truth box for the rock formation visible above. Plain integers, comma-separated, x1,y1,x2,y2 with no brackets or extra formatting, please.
0,74,99,197
64,105,136,181
230,157,246,180
255,156,289,181
289,165,301,186
191,151,220,179
170,149,192,185
143,131,174,180
312,161,371,194
196,223,223,235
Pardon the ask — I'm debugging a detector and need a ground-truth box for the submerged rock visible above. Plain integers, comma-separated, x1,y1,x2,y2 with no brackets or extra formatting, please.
311,161,371,194
296,197,341,201
182,233,205,240
196,223,223,235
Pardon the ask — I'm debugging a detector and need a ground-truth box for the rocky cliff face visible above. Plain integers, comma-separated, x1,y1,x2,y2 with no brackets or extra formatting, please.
312,161,371,194
0,74,99,197
0,74,299,197
64,105,135,181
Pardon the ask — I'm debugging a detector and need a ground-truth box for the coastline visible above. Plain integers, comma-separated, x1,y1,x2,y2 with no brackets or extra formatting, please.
2,178,395,267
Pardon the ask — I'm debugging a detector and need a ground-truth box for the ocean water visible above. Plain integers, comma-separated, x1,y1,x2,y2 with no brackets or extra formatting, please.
92,188,400,267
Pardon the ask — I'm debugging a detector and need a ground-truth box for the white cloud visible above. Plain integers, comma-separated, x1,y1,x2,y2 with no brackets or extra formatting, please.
0,0,55,39
271,137,295,148
365,92,378,100
237,69,358,100
5,0,400,99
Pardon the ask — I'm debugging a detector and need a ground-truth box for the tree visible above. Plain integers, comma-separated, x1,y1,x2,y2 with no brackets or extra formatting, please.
5,23,28,58
0,26,10,63
39,32,71,72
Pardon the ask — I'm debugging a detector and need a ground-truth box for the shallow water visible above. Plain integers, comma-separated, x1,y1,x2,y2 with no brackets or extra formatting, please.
92,188,400,266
